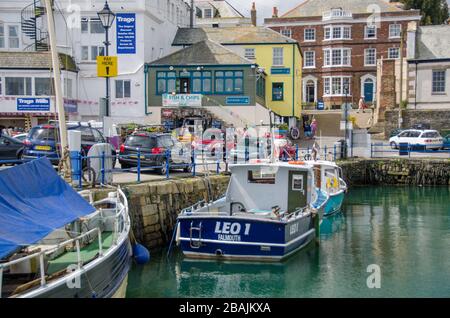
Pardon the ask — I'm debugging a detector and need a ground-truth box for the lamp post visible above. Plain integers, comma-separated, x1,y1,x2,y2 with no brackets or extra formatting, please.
97,1,115,117
343,85,349,159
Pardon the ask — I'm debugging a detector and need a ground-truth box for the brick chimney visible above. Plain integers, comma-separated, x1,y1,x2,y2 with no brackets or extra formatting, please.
251,2,257,26
272,7,278,18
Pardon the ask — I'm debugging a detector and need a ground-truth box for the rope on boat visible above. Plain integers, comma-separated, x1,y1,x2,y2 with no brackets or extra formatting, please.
166,219,179,259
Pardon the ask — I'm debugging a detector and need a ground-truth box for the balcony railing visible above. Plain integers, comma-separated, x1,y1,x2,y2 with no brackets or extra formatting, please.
322,10,353,21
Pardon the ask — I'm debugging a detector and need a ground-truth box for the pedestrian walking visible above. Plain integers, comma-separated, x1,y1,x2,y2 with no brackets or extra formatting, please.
358,96,366,113
310,119,318,138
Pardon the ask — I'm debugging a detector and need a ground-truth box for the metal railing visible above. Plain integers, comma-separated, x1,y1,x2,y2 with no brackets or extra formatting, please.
0,188,129,298
370,143,450,158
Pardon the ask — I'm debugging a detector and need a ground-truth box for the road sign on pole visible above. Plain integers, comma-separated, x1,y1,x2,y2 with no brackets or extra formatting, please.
97,56,118,77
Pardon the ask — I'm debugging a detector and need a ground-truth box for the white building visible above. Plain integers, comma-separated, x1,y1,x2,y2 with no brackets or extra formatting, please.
407,24,450,109
194,0,253,28
0,0,191,128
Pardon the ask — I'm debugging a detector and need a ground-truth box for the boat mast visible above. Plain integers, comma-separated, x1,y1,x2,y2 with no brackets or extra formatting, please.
44,0,71,179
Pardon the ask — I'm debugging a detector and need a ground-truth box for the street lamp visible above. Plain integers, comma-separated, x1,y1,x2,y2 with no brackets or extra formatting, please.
98,1,115,117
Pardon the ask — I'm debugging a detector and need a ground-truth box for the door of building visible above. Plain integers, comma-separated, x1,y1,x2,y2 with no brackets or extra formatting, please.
364,79,374,102
306,81,315,103
180,78,190,94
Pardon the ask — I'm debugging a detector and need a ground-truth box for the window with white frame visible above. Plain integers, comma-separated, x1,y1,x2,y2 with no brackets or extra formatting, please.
324,26,351,40
0,23,4,48
35,77,54,96
0,78,2,95
8,25,19,48
64,78,73,98
364,48,376,66
364,25,377,39
5,77,32,96
91,46,105,61
281,29,292,38
432,70,446,93
304,28,315,41
388,47,400,59
244,48,256,59
324,76,351,96
116,80,131,98
81,46,89,60
81,18,88,33
323,48,351,67
89,18,104,34
304,51,315,68
273,47,284,66
389,24,401,38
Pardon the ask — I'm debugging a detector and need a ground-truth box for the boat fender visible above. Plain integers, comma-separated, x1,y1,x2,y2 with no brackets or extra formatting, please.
215,249,223,256
132,243,150,265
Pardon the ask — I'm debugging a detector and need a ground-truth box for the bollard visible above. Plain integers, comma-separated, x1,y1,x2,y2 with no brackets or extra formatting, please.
137,148,141,183
295,144,299,160
192,149,196,177
334,144,337,161
166,150,170,179
370,143,373,158
216,160,220,174
324,145,327,160
101,151,105,186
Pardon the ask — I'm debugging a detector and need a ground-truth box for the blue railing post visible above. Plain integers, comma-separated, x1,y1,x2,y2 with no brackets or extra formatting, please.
324,145,327,160
78,151,83,189
334,144,336,161
137,148,141,183
166,149,170,179
295,144,299,160
101,151,105,186
216,159,220,174
192,149,196,177
370,143,373,158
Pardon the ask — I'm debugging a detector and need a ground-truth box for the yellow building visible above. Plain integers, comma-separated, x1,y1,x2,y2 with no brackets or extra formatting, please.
172,27,303,119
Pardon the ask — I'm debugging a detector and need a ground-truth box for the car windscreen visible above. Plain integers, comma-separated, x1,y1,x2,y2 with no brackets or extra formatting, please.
29,128,56,140
125,136,156,148
157,135,175,148
421,132,440,138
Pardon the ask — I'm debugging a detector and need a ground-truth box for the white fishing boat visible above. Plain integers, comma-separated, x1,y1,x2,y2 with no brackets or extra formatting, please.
174,160,327,261
0,158,131,298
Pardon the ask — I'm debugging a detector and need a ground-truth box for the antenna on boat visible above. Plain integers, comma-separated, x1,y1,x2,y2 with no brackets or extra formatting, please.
269,110,275,163
44,0,71,181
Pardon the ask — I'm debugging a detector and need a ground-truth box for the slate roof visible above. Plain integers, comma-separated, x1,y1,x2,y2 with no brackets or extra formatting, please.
0,51,77,72
415,25,450,60
149,40,254,66
282,0,403,18
173,26,296,46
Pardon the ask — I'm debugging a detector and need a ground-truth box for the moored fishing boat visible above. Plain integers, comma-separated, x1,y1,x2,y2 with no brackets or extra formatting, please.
306,160,347,217
174,160,326,261
0,158,131,298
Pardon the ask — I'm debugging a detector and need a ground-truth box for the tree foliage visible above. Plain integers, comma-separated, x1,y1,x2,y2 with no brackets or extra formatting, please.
401,0,449,25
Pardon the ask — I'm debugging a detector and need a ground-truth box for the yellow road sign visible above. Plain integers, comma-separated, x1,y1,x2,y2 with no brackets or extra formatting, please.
97,56,118,77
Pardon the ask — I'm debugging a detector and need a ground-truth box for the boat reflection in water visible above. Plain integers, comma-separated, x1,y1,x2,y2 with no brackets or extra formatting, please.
320,212,345,238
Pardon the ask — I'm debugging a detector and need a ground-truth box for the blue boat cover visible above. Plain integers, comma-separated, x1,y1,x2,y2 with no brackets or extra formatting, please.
0,158,96,259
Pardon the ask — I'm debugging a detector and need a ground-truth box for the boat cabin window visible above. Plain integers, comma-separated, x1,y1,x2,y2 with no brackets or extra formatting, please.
247,167,277,184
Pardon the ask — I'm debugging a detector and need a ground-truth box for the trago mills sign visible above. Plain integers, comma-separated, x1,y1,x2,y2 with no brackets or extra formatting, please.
162,94,202,107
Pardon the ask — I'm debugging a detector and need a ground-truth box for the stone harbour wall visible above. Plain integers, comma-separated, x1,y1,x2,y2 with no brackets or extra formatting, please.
122,175,230,249
339,158,450,186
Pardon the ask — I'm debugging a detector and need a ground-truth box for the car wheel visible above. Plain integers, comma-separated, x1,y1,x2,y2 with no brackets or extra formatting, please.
390,142,398,149
157,159,168,175
183,163,192,173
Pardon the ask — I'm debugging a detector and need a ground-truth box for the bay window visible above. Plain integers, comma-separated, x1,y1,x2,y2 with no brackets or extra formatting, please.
324,25,351,40
157,71,176,94
5,77,32,96
35,77,54,96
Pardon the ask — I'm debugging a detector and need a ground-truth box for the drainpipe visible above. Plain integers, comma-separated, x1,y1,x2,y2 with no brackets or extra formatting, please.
144,64,150,115
190,0,194,28
414,62,418,110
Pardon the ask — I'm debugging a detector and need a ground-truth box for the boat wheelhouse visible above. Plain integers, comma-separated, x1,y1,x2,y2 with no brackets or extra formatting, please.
175,161,326,261
307,160,347,216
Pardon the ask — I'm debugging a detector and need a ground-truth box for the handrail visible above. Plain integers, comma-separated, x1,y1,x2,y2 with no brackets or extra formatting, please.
0,189,129,298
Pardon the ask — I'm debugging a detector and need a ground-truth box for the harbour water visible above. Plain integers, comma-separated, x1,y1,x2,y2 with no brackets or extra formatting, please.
126,186,450,298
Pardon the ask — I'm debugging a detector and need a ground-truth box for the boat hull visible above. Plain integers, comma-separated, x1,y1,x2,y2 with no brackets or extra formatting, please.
178,215,316,261
20,238,132,298
324,191,345,216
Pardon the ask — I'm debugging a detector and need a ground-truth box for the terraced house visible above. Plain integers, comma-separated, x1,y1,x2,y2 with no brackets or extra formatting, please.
265,0,421,110
171,26,303,121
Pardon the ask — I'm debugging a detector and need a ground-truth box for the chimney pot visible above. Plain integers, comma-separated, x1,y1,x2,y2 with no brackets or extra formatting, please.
272,7,278,18
251,2,257,26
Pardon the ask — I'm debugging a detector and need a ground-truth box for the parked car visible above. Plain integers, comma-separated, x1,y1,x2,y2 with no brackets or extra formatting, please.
22,123,115,165
0,135,24,164
12,133,28,142
389,129,443,150
118,132,192,174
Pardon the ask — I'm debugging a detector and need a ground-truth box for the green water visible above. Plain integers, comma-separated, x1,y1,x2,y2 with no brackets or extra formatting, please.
127,186,450,298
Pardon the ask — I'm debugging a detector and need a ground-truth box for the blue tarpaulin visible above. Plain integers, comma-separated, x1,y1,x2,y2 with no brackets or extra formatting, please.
0,158,96,259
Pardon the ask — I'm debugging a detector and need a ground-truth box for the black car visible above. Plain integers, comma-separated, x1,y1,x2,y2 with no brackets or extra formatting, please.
22,123,115,166
118,132,192,175
0,135,24,164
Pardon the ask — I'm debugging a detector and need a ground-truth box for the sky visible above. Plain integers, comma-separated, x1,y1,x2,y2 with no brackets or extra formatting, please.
226,0,306,24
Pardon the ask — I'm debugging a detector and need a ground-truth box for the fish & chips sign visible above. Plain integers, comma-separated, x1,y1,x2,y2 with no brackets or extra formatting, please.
162,94,202,107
